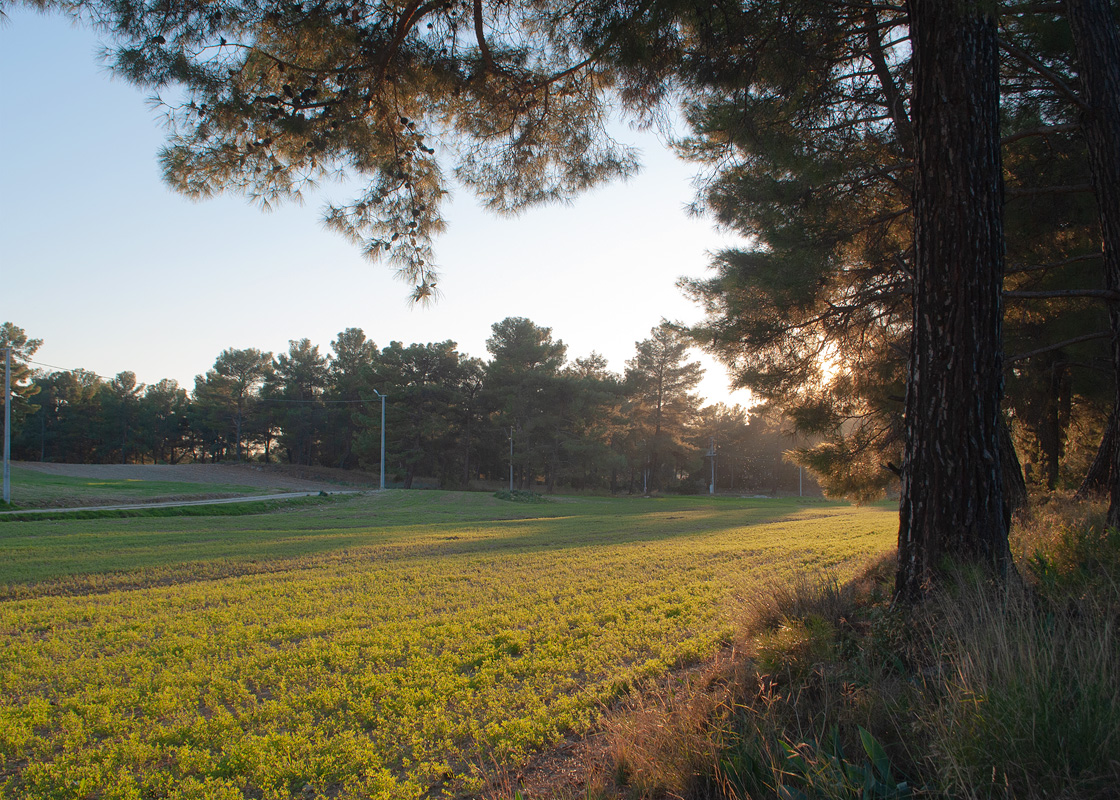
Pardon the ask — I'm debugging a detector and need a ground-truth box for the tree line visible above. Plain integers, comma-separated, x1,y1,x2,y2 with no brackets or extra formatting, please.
0,320,813,495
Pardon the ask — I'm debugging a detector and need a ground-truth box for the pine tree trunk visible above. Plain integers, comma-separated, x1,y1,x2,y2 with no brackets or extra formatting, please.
896,0,1011,601
1000,419,1028,515
1066,0,1120,527
1037,364,1069,491
1076,404,1116,499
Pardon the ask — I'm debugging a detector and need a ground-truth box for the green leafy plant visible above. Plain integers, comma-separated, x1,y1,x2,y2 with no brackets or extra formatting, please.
779,727,911,800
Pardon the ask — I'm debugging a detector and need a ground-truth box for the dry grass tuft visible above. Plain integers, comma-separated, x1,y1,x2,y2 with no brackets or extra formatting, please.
603,656,756,799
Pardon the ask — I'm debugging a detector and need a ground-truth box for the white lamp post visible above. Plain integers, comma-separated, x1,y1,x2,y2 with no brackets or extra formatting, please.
3,347,10,505
369,389,386,490
707,436,716,495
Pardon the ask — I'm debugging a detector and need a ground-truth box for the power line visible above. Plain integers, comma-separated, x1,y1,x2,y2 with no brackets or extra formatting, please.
26,359,113,382
255,397,374,405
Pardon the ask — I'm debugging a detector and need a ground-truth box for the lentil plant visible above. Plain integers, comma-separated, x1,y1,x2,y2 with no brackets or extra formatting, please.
0,492,894,798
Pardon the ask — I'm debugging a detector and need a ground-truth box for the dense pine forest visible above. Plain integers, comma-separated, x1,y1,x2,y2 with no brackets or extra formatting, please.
0,320,813,495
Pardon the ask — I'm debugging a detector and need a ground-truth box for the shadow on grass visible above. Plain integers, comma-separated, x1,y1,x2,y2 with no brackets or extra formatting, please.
0,492,881,599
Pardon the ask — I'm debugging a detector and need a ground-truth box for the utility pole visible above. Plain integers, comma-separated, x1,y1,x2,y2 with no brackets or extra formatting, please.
370,389,387,490
3,348,10,505
707,436,716,495
509,426,514,492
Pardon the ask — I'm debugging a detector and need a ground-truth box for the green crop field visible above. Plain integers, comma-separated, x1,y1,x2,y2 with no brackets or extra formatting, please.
4,466,272,509
0,491,896,799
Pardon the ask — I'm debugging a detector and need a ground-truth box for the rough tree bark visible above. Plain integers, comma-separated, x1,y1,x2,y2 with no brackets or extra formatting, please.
1066,0,1120,527
1001,420,1029,515
1075,405,1116,499
896,0,1012,601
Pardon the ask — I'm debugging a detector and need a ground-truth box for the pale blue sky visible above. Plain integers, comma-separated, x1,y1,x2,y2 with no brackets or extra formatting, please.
1,7,751,405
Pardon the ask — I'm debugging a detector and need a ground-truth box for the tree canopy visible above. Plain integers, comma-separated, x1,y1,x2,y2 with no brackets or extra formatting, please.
0,323,43,425
14,0,645,300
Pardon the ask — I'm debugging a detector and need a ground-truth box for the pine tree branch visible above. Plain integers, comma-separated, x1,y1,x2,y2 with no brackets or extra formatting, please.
1005,183,1095,197
863,6,914,158
1007,331,1111,362
473,0,493,74
1004,288,1120,300
999,39,1088,109
832,1,908,18
528,54,601,92
1001,122,1080,145
1006,252,1101,273
379,0,449,77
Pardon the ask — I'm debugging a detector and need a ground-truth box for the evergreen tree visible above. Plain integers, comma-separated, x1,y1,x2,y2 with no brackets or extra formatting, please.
559,353,627,491
100,371,145,464
669,1,1113,506
624,322,703,492
998,2,1112,496
322,328,377,469
194,348,274,461
483,317,568,490
608,0,1023,592
190,373,232,462
138,379,191,463
893,0,1011,600
32,369,104,463
671,0,914,499
0,322,43,430
455,356,486,487
357,340,470,488
1065,0,1120,526
269,339,329,465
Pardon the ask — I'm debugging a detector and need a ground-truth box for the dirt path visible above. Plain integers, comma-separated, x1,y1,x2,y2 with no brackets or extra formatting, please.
13,462,371,492
0,491,366,516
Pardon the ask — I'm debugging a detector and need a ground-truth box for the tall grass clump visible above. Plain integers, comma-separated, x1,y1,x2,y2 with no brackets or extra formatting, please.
1014,497,1120,609
925,574,1120,799
595,497,1120,800
922,500,1120,799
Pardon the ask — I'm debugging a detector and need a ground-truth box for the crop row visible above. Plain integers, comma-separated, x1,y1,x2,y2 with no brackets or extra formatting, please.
0,499,894,798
